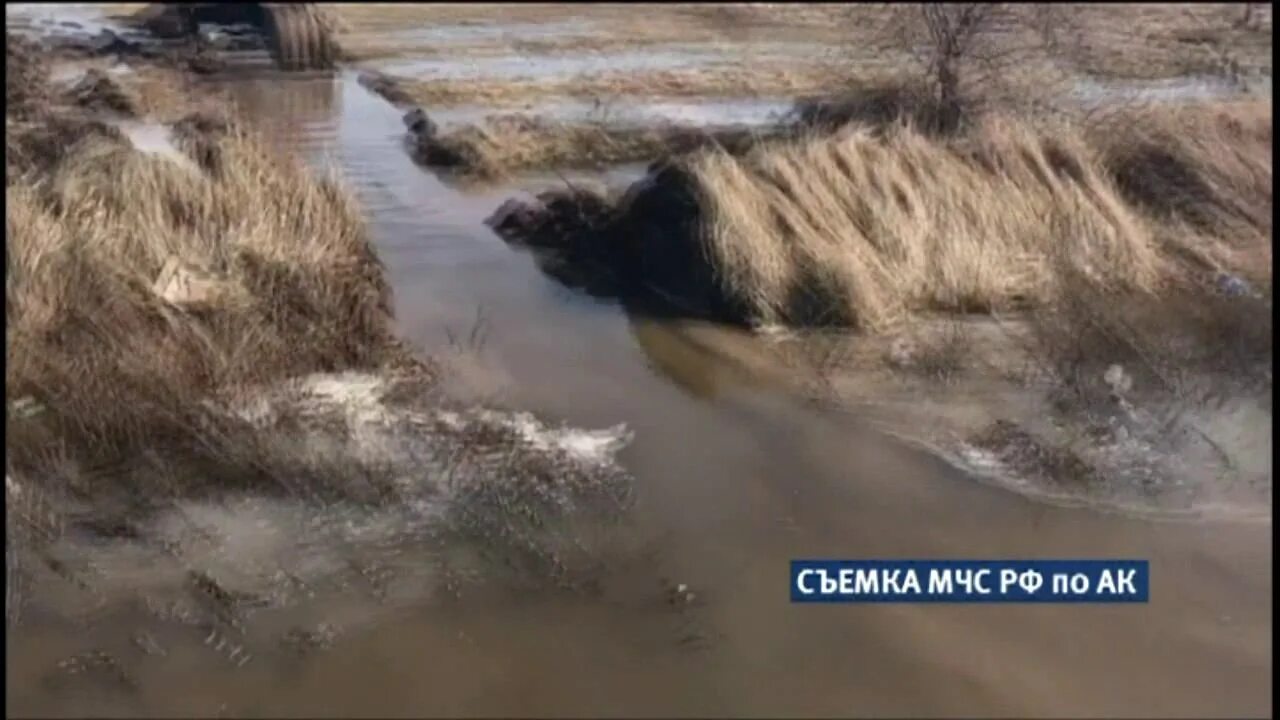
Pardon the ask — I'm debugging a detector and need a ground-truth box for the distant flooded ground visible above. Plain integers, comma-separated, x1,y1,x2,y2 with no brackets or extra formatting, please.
6,5,1272,718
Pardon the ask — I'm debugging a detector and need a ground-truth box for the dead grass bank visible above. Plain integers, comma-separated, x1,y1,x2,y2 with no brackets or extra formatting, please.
492,100,1270,332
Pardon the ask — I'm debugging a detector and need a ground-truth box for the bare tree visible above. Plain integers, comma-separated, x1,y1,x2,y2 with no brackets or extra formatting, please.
879,3,1079,129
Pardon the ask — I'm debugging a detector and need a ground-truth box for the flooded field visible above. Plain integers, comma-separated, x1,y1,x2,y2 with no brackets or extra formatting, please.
5,4,1273,718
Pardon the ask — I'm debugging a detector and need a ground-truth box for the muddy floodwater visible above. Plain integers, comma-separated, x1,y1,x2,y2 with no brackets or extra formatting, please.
5,14,1273,718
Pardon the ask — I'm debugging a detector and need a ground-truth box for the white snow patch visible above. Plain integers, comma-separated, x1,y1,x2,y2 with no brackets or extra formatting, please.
479,410,633,465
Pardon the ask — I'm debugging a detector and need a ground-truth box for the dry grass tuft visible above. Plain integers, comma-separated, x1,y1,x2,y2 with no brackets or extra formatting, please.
6,33,49,119
6,119,420,494
686,116,1166,329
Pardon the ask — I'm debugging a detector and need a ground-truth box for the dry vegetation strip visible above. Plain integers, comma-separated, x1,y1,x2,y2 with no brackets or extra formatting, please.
495,99,1270,331
697,121,1157,328
693,119,1156,328
686,101,1272,329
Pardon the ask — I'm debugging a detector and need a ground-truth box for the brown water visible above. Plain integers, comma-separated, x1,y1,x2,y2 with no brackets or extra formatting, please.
6,70,1272,718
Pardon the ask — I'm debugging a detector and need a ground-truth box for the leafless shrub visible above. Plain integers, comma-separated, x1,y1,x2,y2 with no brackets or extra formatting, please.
900,321,972,384
874,3,1080,130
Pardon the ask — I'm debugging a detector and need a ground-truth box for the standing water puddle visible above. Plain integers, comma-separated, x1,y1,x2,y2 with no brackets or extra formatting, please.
5,42,1272,720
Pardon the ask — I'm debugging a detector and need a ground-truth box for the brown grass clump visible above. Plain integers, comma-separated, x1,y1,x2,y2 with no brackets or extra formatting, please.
5,119,418,496
496,99,1270,334
6,33,49,119
684,117,1165,329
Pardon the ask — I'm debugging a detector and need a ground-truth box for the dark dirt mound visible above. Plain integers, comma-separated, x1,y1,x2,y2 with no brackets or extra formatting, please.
488,186,622,297
403,107,438,139
487,162,749,321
